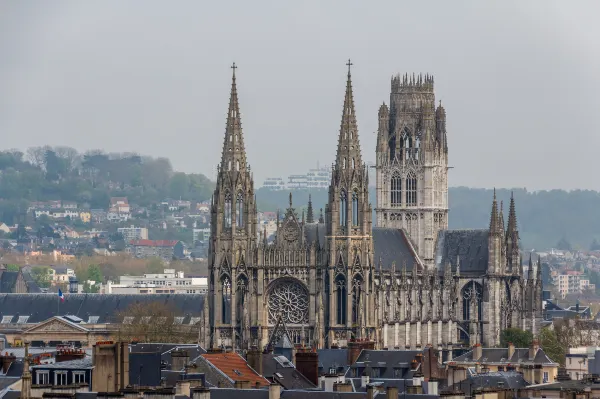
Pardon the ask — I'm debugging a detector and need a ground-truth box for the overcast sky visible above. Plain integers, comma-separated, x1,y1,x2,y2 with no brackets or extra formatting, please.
1,1,599,190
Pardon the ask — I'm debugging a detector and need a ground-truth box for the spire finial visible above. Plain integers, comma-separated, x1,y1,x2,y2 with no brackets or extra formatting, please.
289,192,293,208
231,62,237,77
346,58,353,76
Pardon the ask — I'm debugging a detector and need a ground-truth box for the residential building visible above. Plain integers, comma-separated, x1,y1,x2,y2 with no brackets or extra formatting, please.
448,341,559,384
106,268,207,294
193,227,210,243
557,271,592,297
127,239,184,261
108,197,131,222
48,265,76,284
117,225,149,242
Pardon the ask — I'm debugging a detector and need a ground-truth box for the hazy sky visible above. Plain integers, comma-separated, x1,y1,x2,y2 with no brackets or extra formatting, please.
1,1,599,190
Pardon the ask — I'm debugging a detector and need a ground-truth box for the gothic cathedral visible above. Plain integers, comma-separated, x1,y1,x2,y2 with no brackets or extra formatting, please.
205,64,543,354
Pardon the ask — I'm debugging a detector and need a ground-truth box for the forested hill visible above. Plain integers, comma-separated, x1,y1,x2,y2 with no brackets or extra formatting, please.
0,147,214,223
255,187,600,251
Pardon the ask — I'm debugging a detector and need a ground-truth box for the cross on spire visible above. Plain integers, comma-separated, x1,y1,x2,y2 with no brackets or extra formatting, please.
231,62,237,76
346,59,353,75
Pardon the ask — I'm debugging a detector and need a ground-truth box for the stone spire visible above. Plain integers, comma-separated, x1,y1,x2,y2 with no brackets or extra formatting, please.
21,341,32,399
220,62,247,173
334,59,363,170
506,192,519,242
318,208,324,224
489,189,499,234
499,201,505,232
306,194,314,224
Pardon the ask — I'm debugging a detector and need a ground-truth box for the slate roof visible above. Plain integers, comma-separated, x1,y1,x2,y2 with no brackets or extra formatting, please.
445,371,528,392
130,352,162,387
201,352,269,387
260,354,317,390
0,272,19,293
208,389,366,399
317,348,349,376
347,349,422,380
435,229,489,274
0,294,205,324
32,356,93,369
208,388,268,399
452,347,558,365
304,223,325,246
372,228,420,271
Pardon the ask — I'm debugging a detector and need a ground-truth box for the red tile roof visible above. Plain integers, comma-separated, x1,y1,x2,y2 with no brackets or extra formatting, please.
202,352,269,387
129,239,178,247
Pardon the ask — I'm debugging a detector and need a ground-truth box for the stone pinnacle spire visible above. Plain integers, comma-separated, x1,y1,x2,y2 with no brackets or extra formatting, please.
334,59,363,170
489,188,499,234
506,191,519,240
220,62,247,173
318,208,324,224
306,194,314,223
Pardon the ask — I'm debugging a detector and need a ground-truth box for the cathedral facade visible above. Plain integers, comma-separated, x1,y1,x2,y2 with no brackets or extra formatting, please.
204,64,543,354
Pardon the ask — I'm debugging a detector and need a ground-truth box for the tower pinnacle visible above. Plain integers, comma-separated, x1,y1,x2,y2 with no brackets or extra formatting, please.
306,194,314,224
220,62,247,173
334,60,363,171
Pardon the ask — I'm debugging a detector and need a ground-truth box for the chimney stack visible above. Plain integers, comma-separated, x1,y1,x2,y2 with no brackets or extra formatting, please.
295,348,318,386
473,344,482,361
386,386,399,399
171,349,189,371
529,340,539,360
508,342,515,359
268,383,280,399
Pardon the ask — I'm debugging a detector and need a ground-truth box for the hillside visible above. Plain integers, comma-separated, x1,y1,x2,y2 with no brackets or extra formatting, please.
255,187,600,251
0,147,214,223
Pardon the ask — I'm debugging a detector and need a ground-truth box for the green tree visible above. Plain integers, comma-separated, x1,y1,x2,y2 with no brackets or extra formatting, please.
87,264,103,283
539,327,565,366
556,237,572,251
5,264,19,272
30,266,52,288
500,328,533,348
82,281,100,293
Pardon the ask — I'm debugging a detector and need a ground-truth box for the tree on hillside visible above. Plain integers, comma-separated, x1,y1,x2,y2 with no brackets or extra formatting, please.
591,239,600,251
500,328,533,348
113,302,198,343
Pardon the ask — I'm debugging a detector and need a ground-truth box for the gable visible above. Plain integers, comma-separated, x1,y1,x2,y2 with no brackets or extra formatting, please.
25,317,89,333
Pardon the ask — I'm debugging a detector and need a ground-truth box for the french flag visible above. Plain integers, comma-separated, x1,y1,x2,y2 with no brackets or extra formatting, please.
58,289,65,302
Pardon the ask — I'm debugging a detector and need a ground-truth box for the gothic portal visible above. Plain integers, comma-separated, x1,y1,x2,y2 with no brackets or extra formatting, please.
203,63,542,353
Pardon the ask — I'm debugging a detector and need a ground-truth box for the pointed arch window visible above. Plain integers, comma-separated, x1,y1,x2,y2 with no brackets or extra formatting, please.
406,173,417,206
351,158,355,169
391,172,402,207
401,128,411,160
236,160,240,171
228,161,232,171
343,158,347,169
236,192,244,228
352,190,359,226
352,275,363,325
221,276,232,324
236,276,248,325
336,275,347,325
224,192,232,228
340,190,348,227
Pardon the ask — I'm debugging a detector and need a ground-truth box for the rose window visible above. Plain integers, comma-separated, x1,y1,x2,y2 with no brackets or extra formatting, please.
268,280,309,325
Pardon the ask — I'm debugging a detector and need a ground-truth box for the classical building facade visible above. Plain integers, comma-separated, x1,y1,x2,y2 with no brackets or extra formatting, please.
207,64,543,354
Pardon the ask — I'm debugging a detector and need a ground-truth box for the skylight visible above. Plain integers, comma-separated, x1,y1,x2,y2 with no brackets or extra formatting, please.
174,317,184,324
88,316,100,324
189,317,201,325
1,316,13,324
17,316,30,324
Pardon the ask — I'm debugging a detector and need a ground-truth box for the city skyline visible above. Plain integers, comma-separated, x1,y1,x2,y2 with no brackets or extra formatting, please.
1,1,599,191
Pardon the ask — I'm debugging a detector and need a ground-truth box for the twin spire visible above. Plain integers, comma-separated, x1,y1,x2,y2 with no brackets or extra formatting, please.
489,189,519,240
219,60,363,176
335,59,363,171
220,62,248,173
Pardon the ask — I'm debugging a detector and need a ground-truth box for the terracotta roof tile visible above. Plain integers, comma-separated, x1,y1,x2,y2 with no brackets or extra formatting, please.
202,352,269,387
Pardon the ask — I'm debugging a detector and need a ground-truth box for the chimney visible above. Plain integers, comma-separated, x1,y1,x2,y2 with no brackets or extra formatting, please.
361,361,371,388
386,386,399,399
56,348,86,363
529,339,539,360
334,382,353,392
171,349,189,371
427,378,439,396
246,349,263,377
234,380,251,389
268,383,280,399
508,342,515,359
367,384,376,399
473,344,482,361
1,352,16,374
191,387,210,399
295,348,319,386
176,380,191,397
